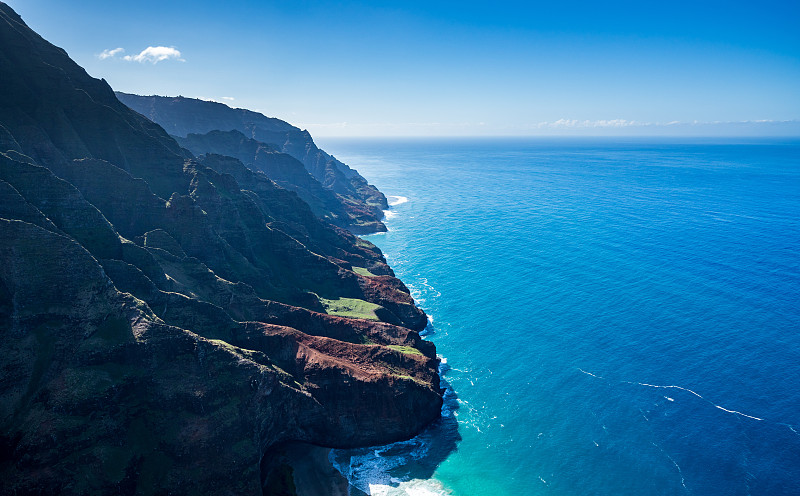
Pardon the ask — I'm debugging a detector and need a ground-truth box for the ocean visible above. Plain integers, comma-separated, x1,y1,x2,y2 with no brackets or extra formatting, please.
320,137,800,496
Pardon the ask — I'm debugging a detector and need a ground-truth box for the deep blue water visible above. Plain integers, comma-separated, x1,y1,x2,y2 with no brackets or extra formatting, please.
323,138,800,496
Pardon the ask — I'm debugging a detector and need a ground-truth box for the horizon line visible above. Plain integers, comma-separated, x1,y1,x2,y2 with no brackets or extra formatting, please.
314,134,800,140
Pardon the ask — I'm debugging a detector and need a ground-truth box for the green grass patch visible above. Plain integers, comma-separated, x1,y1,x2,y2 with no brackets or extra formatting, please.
387,345,423,356
352,266,376,277
319,297,381,321
355,238,375,249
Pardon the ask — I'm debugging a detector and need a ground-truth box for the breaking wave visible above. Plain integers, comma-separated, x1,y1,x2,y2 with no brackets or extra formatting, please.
388,195,409,206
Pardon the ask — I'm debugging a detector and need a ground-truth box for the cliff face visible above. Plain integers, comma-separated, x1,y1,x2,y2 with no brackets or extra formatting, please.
175,129,386,233
0,3,440,494
116,93,388,234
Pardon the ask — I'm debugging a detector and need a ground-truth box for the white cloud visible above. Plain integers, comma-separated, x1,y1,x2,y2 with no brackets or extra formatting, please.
122,46,184,64
220,96,235,101
98,47,125,60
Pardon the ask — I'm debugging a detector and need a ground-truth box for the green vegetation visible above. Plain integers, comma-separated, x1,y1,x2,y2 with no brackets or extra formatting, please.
352,266,376,277
355,238,375,249
387,345,423,356
319,296,381,321
385,365,431,386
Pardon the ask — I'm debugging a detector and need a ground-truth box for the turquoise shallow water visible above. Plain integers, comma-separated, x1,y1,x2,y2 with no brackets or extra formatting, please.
323,138,800,496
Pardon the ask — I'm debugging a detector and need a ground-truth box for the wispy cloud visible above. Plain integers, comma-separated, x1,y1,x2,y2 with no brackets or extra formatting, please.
98,47,125,60
123,46,184,63
98,46,184,63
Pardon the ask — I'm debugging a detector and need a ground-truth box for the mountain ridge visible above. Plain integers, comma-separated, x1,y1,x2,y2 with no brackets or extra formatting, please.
174,128,385,233
116,92,389,234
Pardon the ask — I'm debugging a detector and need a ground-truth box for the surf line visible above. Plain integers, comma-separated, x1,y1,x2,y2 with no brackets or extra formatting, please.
577,368,781,425
388,195,409,206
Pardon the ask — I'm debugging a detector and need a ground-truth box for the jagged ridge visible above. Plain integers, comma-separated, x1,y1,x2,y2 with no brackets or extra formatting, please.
116,92,389,234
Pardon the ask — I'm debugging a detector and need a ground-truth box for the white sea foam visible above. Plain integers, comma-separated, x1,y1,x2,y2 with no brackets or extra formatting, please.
331,440,453,496
383,210,399,220
369,484,391,496
367,479,451,496
388,195,409,206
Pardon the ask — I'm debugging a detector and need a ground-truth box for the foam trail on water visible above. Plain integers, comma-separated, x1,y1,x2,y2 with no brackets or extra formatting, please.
388,195,409,206
578,369,602,379
651,442,689,493
632,382,764,421
578,368,768,422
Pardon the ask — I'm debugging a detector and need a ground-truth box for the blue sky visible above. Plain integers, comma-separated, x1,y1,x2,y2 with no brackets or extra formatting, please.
7,0,800,136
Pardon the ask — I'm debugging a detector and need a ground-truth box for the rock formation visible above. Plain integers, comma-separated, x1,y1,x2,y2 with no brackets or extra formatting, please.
0,3,441,494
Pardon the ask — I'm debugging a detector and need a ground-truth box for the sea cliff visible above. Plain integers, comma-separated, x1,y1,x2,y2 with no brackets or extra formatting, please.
115,93,389,234
0,3,441,494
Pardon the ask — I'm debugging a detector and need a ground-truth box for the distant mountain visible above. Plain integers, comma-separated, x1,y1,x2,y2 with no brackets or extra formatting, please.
0,2,440,494
175,129,385,233
116,92,388,233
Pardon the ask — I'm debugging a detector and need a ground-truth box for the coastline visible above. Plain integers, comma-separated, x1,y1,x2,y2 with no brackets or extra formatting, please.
268,196,448,495
323,195,458,496
306,137,800,495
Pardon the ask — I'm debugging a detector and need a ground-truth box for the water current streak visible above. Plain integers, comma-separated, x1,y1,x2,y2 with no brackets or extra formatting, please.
577,368,797,431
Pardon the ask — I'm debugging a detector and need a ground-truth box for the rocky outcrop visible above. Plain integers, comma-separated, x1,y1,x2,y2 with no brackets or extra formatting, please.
0,3,441,494
116,93,389,233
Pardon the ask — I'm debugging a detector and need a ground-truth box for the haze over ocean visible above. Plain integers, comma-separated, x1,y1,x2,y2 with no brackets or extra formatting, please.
324,138,800,495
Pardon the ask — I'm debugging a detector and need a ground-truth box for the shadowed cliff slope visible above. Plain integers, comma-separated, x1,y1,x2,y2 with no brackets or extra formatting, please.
116,92,388,233
0,3,441,494
175,129,386,233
